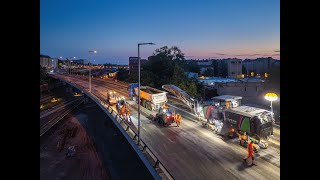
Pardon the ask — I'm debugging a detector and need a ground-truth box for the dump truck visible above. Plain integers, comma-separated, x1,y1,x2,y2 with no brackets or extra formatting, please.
128,83,167,111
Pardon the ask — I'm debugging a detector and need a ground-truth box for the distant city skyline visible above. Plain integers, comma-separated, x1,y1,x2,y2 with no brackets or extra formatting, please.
41,0,280,64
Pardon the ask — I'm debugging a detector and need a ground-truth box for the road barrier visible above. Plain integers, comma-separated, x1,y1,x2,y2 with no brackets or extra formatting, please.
50,75,174,180
104,104,174,180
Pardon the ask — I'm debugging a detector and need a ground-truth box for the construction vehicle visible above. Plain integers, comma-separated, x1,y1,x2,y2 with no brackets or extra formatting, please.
223,105,274,141
107,91,117,105
153,105,176,126
128,83,167,111
201,95,272,150
162,84,203,117
203,95,242,127
211,95,242,110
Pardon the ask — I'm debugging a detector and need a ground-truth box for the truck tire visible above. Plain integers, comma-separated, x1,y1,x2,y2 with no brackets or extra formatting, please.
157,116,160,123
161,120,165,126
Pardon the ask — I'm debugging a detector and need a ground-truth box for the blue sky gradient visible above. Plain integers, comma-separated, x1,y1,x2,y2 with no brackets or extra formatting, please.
40,0,280,64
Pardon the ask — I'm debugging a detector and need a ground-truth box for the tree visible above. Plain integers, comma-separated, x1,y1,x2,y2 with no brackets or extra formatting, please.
242,65,247,75
187,61,201,74
212,60,227,77
202,68,215,77
57,60,63,68
171,64,187,85
186,82,197,97
141,46,203,98
128,72,138,83
116,68,129,81
265,66,280,92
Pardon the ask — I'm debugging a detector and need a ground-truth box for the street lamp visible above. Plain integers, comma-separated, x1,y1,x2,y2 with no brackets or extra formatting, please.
264,92,278,115
137,42,155,145
89,50,97,93
68,57,75,75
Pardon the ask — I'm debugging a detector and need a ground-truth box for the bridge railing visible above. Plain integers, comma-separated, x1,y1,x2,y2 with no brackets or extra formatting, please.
51,76,174,180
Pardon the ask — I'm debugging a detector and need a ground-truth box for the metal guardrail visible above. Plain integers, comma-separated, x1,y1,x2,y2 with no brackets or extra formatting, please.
50,75,173,180
90,92,174,180
103,104,175,180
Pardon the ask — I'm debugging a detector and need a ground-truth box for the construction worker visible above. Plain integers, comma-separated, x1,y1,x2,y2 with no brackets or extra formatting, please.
125,106,131,121
239,132,248,141
226,101,230,109
120,104,126,118
116,97,122,112
229,125,235,138
175,113,182,127
243,140,257,166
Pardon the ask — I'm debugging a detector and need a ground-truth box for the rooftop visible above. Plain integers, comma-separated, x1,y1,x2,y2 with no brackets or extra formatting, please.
198,77,240,83
225,105,270,117
212,95,242,101
40,54,51,58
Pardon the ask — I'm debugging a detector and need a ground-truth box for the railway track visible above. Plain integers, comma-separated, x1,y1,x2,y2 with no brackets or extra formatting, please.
40,97,84,137
40,95,54,104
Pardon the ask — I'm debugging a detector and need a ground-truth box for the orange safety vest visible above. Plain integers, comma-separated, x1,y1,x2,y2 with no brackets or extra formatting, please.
120,106,126,117
126,108,131,116
240,135,247,141
226,102,230,109
247,142,254,157
176,114,181,122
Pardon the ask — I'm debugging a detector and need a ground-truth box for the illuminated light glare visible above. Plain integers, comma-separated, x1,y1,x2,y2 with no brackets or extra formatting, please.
264,93,278,101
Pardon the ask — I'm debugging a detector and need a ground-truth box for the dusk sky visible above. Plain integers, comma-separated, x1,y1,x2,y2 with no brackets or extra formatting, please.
40,0,280,65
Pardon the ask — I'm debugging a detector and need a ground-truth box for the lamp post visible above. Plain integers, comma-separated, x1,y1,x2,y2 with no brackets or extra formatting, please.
68,57,75,75
89,50,97,93
264,93,278,115
137,42,155,145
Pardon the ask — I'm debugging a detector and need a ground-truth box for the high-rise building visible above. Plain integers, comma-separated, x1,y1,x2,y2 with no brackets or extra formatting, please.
242,57,278,75
40,54,52,68
224,58,242,78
